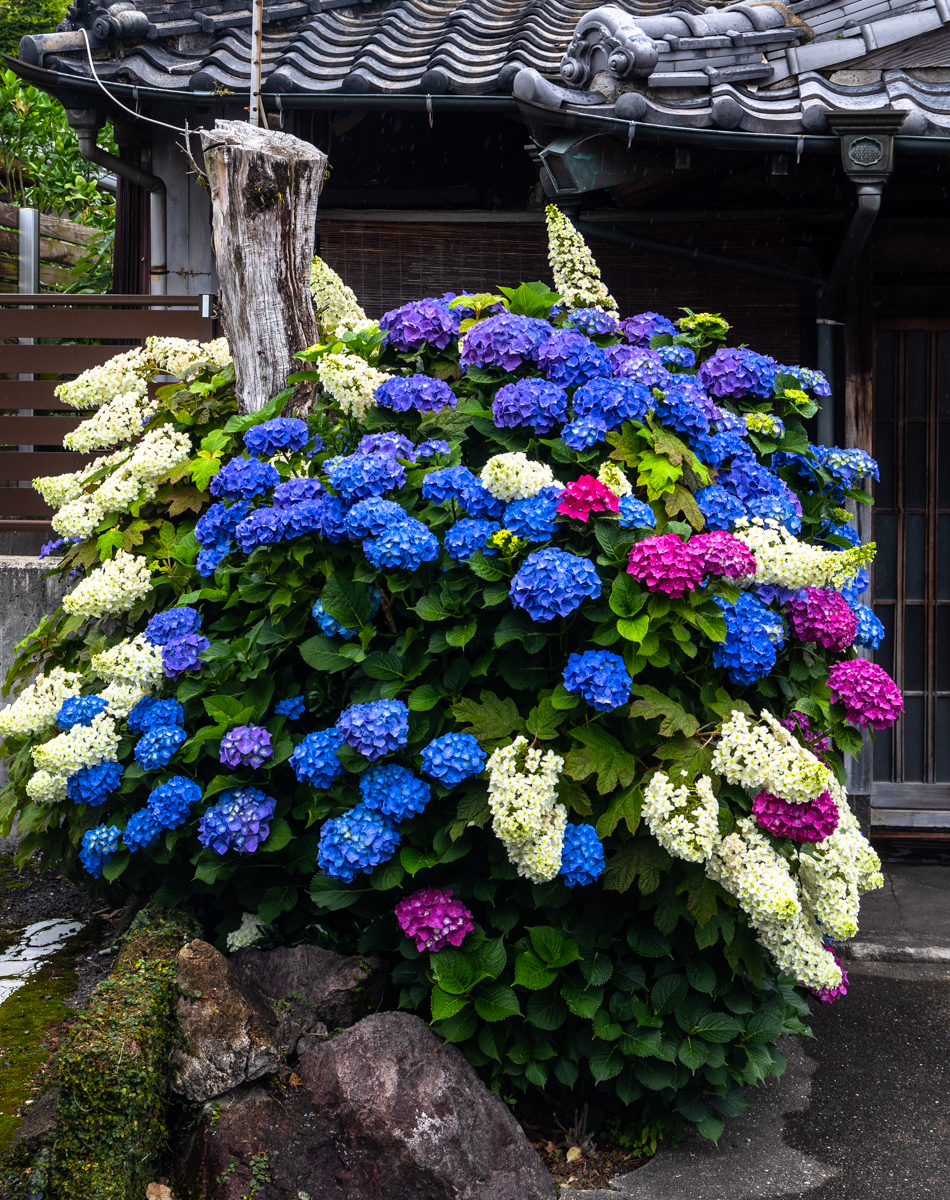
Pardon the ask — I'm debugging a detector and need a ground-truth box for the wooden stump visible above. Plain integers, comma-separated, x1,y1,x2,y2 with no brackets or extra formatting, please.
200,121,326,414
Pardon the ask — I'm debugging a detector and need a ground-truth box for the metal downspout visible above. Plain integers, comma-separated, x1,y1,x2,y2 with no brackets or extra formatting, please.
817,190,881,319
68,110,167,295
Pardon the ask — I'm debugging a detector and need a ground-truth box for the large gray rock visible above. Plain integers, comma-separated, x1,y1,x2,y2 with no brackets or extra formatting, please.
297,1012,556,1200
172,940,294,1102
231,942,388,1029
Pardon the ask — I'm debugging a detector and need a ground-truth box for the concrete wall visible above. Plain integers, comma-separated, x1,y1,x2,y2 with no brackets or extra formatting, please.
0,558,68,687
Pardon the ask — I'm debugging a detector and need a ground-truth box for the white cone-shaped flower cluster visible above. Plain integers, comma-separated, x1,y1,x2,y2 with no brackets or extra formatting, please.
0,667,84,739
711,710,831,803
91,634,165,689
55,346,149,410
32,713,119,777
642,772,719,863
310,257,377,337
62,551,153,619
545,205,618,313
146,335,231,375
315,353,391,422
480,452,559,502
705,817,802,923
487,736,567,882
732,518,874,592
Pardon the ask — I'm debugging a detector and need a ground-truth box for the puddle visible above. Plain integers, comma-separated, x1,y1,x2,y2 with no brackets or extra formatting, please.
0,920,84,1004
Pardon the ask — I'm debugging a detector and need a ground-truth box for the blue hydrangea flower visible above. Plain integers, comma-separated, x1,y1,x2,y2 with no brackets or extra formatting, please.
713,594,785,686
243,417,309,457
654,384,710,439
416,439,451,458
134,724,187,770
617,497,656,529
502,488,560,543
785,365,832,397
162,634,210,678
815,446,879,484
273,478,323,507
824,521,861,548
851,603,885,650
564,308,620,337
363,519,440,571
559,823,605,887
235,507,289,554
718,459,792,506
275,695,306,719
657,344,696,369
358,431,417,460
420,732,487,786
144,607,202,646
492,378,568,434
359,763,431,821
79,824,121,878
317,802,400,881
689,430,754,470
606,344,669,388
197,786,276,855
840,567,870,605
311,599,357,639
562,415,608,450
209,456,279,501
67,760,123,806
127,697,184,735
694,485,747,531
344,497,410,539
376,375,457,413
291,728,346,787
56,695,108,731
746,491,802,534
147,776,202,829
460,313,552,372
510,548,601,623
445,518,501,561
697,347,778,399
562,650,632,711
423,465,478,505
39,538,66,559
283,495,349,542
537,329,611,388
195,500,252,575
572,377,652,427
123,808,162,852
326,451,406,502
337,699,409,762
381,299,459,351
619,312,677,345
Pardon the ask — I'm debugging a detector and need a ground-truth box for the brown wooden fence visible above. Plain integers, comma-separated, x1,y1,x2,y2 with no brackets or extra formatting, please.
0,201,101,293
0,294,217,530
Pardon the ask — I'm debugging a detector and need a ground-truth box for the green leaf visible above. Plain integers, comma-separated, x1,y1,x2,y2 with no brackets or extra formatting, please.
414,593,451,621
678,1036,708,1070
697,1115,725,1143
222,390,288,434
309,872,362,910
202,694,252,727
260,817,293,853
468,550,505,581
408,684,443,711
498,281,560,318
609,572,647,619
564,725,638,795
514,950,557,991
629,684,700,738
620,1028,662,1058
371,857,406,890
833,725,864,756
595,785,642,838
651,973,688,1015
617,614,649,644
603,839,672,895
494,612,547,655
686,960,717,995
452,691,525,743
525,697,567,741
589,1043,623,1082
320,572,371,629
550,683,580,711
431,985,469,1021
102,852,130,882
434,1007,478,1042
401,846,440,876
526,990,568,1031
431,948,476,996
258,885,297,922
446,620,477,648
299,635,352,674
561,978,602,1019
472,984,521,1022
527,925,579,968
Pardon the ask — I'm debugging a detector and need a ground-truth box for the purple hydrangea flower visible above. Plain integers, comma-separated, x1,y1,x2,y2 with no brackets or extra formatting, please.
420,732,487,786
376,375,457,413
696,347,778,399
144,606,201,646
559,824,605,887
381,298,459,351
606,344,670,388
273,478,323,507
619,312,677,345
359,762,431,821
209,456,279,500
752,789,839,843
786,588,857,652
537,329,611,388
627,535,704,598
326,452,405,502
492,378,568,434
460,313,552,372
219,723,273,770
395,887,475,952
162,634,210,678
198,786,276,854
291,728,346,787
562,650,632,711
337,699,409,762
318,802,400,881
691,531,757,581
511,548,602,622
358,431,417,460
363,519,440,571
828,659,903,729
243,417,310,457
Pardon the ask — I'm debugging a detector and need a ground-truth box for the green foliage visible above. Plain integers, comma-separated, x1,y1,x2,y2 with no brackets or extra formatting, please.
0,0,67,56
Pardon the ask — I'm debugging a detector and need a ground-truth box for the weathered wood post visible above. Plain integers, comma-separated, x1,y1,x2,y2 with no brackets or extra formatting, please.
199,121,326,414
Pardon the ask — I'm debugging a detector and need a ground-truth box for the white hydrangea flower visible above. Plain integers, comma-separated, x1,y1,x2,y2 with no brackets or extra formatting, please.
32,713,119,776
642,772,719,863
34,449,130,511
99,680,149,719
25,769,68,804
64,391,157,454
62,551,153,619
732,518,874,592
705,817,801,923
545,205,618,313
315,352,392,422
755,910,844,994
711,710,831,804
480,452,558,501
52,492,108,541
597,461,632,497
226,911,267,951
146,335,231,376
797,802,883,941
310,257,376,337
55,347,149,410
486,736,566,882
91,634,165,688
0,667,84,739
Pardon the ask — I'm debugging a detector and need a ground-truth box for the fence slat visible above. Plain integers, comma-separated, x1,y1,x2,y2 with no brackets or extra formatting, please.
0,346,129,372
0,294,209,307
0,489,56,518
0,382,76,410
0,417,84,443
0,311,216,338
0,451,93,478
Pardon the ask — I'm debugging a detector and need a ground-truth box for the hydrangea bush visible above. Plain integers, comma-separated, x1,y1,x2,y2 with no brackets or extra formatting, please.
0,210,899,1143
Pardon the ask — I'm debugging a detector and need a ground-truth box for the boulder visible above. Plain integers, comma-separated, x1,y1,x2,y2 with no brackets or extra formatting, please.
173,940,295,1102
298,1012,556,1200
231,943,388,1029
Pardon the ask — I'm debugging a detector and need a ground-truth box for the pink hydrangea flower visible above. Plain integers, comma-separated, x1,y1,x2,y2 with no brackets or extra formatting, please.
752,789,839,843
691,531,756,581
557,476,619,522
785,588,856,652
827,658,904,729
395,887,475,953
812,945,849,1004
627,534,704,598
780,711,832,759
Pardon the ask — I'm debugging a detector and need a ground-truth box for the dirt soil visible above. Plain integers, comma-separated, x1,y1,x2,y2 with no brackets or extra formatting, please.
0,856,96,930
519,1118,650,1191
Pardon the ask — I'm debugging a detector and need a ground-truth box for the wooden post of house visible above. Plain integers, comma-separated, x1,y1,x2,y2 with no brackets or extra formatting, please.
199,121,327,414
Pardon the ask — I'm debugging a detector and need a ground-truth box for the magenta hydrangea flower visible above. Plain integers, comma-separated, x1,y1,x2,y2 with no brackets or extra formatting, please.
827,659,904,729
219,724,273,770
395,887,475,953
752,790,839,843
692,531,756,581
780,711,832,758
812,945,849,1004
627,534,704,598
556,476,619,522
786,588,857,652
